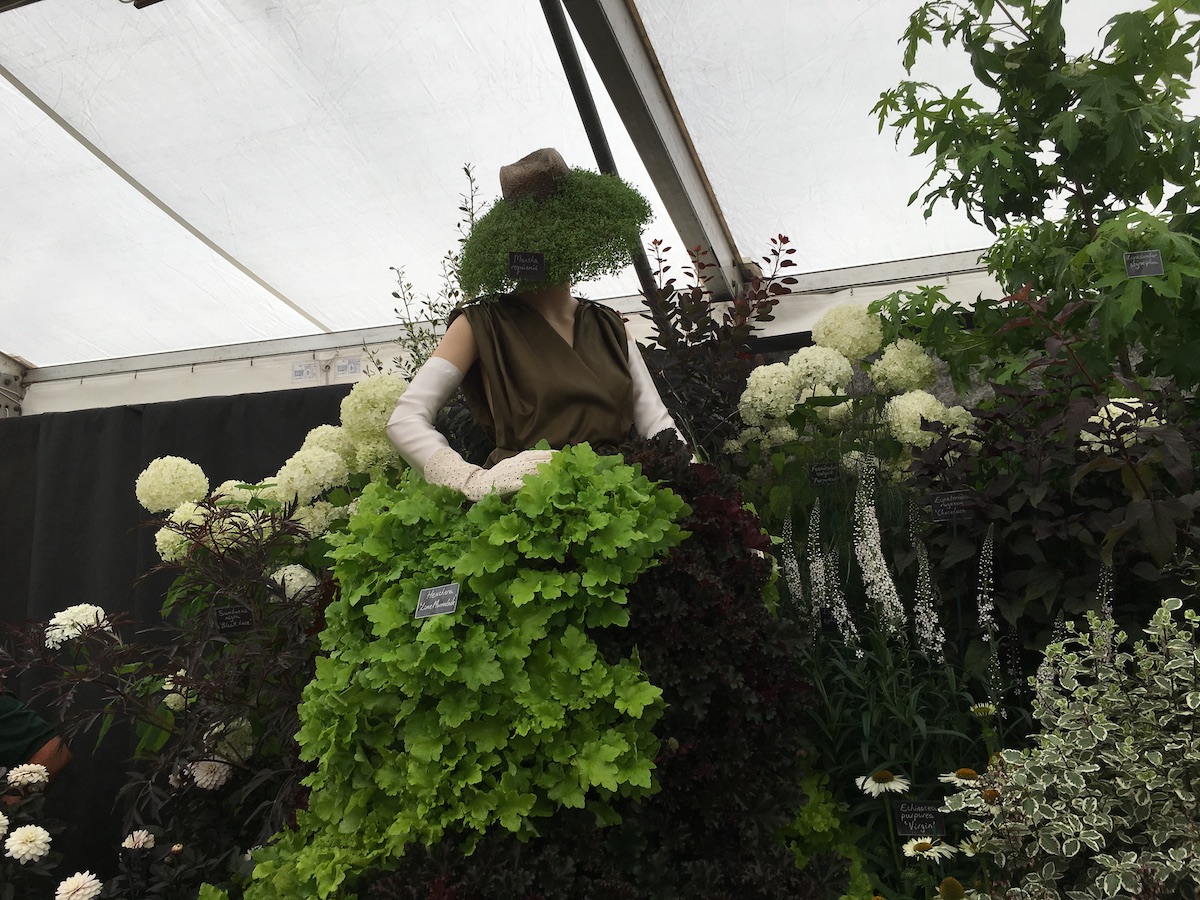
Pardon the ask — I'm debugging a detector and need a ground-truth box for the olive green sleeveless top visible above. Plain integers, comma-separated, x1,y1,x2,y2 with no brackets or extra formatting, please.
450,295,634,466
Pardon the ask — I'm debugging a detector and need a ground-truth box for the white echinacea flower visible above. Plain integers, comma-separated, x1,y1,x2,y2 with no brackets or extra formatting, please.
855,769,910,797
44,604,112,650
938,767,981,788
902,837,956,860
135,456,209,513
55,871,104,900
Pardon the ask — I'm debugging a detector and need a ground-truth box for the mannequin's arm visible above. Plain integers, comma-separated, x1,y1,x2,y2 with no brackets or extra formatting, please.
626,336,686,445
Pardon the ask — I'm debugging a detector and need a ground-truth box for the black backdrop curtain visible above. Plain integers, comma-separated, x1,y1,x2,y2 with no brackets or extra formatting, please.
0,384,352,878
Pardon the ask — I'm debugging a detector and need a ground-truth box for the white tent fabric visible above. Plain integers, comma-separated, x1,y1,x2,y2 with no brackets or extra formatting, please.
0,0,1145,370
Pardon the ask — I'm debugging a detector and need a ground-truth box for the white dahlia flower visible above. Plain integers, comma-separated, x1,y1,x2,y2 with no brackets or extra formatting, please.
188,758,232,790
121,829,155,850
5,824,51,863
55,871,103,900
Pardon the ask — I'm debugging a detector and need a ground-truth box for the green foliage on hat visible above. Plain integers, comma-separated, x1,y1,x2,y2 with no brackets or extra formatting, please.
457,168,652,298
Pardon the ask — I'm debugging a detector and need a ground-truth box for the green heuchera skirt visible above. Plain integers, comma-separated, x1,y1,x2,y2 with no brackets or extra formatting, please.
244,444,688,899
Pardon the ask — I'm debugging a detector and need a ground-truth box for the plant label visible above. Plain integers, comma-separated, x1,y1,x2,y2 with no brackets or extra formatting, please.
931,490,977,522
1123,250,1164,278
893,800,946,837
216,605,254,632
508,252,546,282
415,582,460,619
809,462,839,485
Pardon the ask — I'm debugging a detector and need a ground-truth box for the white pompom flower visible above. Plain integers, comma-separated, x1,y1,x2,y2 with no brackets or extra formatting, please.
161,669,194,712
738,363,801,426
870,339,937,392
274,447,350,505
135,456,209,513
301,424,356,466
787,345,853,391
44,604,112,650
187,758,233,790
54,871,103,900
811,304,884,360
340,374,407,442
153,501,206,563
6,764,49,789
5,824,52,863
0,812,8,840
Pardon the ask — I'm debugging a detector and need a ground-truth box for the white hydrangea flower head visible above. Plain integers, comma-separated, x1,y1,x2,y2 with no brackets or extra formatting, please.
884,390,952,448
787,345,853,391
1079,397,1162,454
6,764,49,789
135,456,209,513
870,339,937,392
274,447,350,505
301,424,356,466
212,480,258,505
271,565,320,602
292,500,336,537
798,385,852,423
204,718,255,765
738,363,801,426
340,374,407,442
121,830,155,850
352,436,403,473
44,604,112,650
5,823,52,863
54,871,103,900
188,758,233,790
811,304,884,360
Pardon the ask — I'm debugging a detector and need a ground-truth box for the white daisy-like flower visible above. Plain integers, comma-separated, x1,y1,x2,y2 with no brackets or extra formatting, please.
855,769,911,797
54,871,103,900
902,837,956,860
188,758,232,790
958,837,980,857
969,702,997,719
135,456,209,513
1079,397,1162,454
6,764,49,789
939,767,981,788
274,447,350,505
787,345,853,391
340,374,407,441
870,339,938,392
5,824,52,863
271,565,320,602
811,304,884,360
44,604,112,650
120,829,155,850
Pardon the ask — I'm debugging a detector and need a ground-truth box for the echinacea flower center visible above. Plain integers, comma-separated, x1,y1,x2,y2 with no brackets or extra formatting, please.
982,788,1000,804
939,876,966,900
872,769,895,783
955,767,979,780
914,841,933,852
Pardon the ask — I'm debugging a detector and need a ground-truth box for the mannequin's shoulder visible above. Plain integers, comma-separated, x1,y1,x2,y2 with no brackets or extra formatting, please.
449,293,517,326
576,298,628,331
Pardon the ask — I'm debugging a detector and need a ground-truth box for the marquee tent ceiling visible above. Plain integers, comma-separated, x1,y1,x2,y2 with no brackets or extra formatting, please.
1,0,1141,369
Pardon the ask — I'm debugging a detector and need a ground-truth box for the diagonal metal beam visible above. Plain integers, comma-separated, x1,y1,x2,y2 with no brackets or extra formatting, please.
564,0,747,300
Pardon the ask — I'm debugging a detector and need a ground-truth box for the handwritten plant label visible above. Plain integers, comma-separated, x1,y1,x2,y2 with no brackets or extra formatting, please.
1123,250,1164,278
508,251,546,282
809,462,839,485
931,490,978,522
216,605,254,632
893,800,947,837
415,583,461,619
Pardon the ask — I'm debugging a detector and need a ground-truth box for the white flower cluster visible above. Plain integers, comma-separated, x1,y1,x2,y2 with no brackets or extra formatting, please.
787,345,853,392
121,829,155,849
350,436,402,472
852,471,906,635
811,304,883,360
5,823,51,863
739,363,800,426
912,542,946,657
161,669,193,712
292,500,345,537
274,447,350,506
44,604,111,650
6,764,49,789
188,758,233,790
1079,397,1162,454
300,424,356,466
204,717,255,765
339,374,407,443
153,501,206,563
55,871,103,900
870,339,937,392
884,390,973,448
135,457,209,513
271,564,320,602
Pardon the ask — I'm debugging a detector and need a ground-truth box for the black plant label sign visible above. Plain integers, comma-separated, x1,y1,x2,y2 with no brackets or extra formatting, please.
415,583,461,619
1123,250,1164,278
931,490,978,522
216,605,254,632
809,462,839,485
508,252,546,282
893,800,946,837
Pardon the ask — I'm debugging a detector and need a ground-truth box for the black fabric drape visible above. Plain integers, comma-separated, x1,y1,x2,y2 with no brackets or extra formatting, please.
0,384,352,878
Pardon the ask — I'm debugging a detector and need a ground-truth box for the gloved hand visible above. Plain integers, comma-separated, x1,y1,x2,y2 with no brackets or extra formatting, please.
423,447,555,502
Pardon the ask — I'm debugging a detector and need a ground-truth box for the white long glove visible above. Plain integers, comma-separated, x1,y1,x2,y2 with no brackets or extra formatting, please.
628,339,686,444
385,357,552,501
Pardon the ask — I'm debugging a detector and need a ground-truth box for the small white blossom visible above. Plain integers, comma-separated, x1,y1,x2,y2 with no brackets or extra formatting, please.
5,824,52,863
135,456,209,513
853,470,905,636
54,871,103,900
869,339,937,392
44,604,112,650
188,758,232,790
121,830,155,850
271,565,320,602
811,304,883,360
6,764,49,789
340,374,407,442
